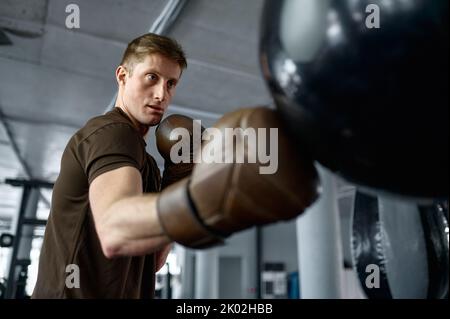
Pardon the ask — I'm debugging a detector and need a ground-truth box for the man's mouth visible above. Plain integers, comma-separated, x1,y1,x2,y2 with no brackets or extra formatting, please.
146,105,164,114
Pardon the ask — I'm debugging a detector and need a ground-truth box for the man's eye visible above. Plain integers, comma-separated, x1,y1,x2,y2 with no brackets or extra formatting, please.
168,81,176,89
147,74,157,80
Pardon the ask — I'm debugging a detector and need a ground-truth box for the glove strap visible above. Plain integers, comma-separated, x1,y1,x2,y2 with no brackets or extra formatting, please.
157,178,225,248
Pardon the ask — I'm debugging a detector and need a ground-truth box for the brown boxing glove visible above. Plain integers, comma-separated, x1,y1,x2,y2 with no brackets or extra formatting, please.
156,107,321,248
156,114,205,189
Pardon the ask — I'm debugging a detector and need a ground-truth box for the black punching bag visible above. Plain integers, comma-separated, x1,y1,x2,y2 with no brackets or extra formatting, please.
352,194,448,299
260,0,448,199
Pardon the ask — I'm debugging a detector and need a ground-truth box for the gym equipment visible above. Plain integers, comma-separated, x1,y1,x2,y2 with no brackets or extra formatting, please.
351,192,448,299
3,179,52,299
0,233,14,248
260,0,449,199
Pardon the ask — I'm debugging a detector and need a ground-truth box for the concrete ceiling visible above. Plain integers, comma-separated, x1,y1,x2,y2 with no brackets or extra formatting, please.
0,0,274,227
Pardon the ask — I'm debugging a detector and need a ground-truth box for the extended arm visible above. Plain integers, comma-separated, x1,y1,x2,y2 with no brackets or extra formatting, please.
89,166,170,258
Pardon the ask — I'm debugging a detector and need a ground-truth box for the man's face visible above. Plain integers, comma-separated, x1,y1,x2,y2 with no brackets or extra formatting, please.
120,53,182,127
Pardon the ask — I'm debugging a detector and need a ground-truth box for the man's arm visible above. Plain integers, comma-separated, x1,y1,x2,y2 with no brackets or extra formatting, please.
155,244,173,272
89,166,171,259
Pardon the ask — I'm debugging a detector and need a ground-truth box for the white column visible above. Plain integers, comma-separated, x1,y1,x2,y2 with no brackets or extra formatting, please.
194,248,218,298
296,166,344,298
179,247,195,298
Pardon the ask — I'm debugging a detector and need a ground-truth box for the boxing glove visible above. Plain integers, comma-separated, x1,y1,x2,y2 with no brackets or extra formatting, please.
156,114,205,189
156,107,320,248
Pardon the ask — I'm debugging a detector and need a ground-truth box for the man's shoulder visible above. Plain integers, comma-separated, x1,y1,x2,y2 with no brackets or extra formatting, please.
73,111,138,146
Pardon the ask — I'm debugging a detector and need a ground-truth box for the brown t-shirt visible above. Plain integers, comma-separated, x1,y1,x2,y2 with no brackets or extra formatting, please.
32,107,161,299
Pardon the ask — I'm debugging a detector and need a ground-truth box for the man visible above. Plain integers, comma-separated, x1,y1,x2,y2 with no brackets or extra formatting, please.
33,32,319,299
32,33,187,298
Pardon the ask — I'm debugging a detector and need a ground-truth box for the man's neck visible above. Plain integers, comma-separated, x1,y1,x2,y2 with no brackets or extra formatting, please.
116,105,149,138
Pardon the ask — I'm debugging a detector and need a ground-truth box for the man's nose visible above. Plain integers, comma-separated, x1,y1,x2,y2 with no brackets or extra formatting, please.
154,82,167,102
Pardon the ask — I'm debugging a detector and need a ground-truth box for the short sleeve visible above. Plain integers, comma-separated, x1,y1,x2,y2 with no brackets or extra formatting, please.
77,123,145,184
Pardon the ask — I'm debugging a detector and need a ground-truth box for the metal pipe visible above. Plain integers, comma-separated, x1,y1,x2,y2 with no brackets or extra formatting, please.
0,107,51,208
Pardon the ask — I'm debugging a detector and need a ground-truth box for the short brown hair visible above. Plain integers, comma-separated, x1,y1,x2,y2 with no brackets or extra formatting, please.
120,33,187,75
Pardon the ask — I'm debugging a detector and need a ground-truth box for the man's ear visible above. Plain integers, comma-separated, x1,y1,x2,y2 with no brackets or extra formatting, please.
115,65,128,86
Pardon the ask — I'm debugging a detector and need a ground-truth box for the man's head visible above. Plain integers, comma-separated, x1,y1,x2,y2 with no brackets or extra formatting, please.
116,33,187,134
